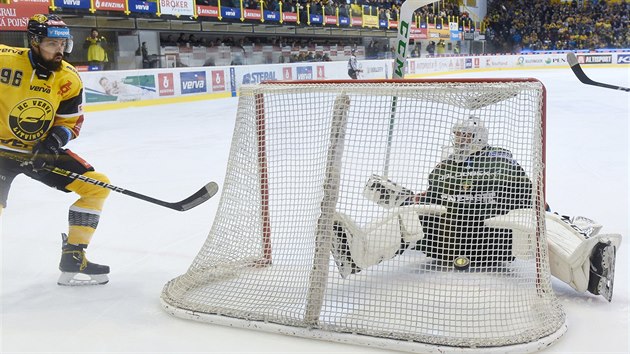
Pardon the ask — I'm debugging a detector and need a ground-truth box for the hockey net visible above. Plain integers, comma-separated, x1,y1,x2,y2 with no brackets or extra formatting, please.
161,79,566,353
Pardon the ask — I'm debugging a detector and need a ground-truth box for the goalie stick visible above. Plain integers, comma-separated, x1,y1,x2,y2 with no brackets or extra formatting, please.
382,0,434,176
0,150,218,211
567,52,630,92
393,0,434,80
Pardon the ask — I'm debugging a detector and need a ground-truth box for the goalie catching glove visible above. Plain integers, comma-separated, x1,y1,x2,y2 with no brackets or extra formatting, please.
363,174,417,208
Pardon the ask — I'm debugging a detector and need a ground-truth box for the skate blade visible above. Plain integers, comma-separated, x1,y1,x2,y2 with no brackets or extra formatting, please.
57,272,109,286
598,245,616,302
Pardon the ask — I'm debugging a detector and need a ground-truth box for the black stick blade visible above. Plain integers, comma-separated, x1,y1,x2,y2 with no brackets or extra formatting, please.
567,52,630,92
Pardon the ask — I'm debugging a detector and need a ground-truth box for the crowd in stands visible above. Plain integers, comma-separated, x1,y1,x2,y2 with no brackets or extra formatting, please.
485,0,630,52
195,0,471,28
161,34,359,50
155,0,628,67
160,34,362,64
196,0,404,22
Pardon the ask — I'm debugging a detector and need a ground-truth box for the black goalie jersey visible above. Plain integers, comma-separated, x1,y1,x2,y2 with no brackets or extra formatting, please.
416,146,534,267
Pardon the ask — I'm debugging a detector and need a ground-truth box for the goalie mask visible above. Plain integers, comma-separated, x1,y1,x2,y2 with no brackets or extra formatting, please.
450,116,488,160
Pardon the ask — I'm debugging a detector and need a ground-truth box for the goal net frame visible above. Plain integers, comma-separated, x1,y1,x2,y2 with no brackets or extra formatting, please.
161,78,567,354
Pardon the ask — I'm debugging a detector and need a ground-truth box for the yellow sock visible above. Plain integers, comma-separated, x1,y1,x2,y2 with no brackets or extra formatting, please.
65,171,110,245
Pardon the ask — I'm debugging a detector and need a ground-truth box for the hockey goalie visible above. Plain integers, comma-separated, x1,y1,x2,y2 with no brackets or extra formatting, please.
331,117,622,301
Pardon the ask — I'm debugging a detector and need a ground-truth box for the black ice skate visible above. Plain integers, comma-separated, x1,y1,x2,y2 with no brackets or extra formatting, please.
331,221,361,278
58,233,109,286
587,241,616,302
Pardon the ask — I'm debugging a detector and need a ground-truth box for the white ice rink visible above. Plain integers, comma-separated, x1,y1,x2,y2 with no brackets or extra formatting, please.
1,65,628,353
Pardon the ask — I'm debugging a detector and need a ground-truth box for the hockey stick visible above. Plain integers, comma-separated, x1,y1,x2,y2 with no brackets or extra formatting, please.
0,150,218,211
393,0,434,79
567,52,630,92
383,0,434,177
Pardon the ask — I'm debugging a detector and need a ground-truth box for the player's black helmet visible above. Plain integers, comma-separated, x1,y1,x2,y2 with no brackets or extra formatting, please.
27,14,71,42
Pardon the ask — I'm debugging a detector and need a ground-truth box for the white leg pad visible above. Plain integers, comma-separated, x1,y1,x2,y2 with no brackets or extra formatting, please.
483,208,537,260
397,204,447,243
545,212,621,293
334,211,401,269
486,210,622,292
334,204,446,269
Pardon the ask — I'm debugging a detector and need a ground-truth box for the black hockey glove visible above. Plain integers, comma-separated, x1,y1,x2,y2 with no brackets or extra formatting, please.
31,126,70,173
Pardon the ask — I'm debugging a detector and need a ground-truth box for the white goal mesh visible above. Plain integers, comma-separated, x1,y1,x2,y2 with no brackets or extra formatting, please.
161,79,566,353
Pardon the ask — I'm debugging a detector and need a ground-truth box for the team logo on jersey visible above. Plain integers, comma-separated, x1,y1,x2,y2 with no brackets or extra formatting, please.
8,98,55,142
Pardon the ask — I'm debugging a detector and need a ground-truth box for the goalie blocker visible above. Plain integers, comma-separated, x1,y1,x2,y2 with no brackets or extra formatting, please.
332,174,623,301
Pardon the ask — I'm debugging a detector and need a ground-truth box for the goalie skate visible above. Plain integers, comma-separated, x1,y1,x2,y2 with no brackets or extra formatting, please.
58,234,109,286
588,241,616,302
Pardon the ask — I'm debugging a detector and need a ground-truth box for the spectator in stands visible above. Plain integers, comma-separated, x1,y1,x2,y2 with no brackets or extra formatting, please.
366,39,378,59
436,39,446,56
140,41,149,68
140,42,158,69
378,8,388,21
310,0,322,18
485,0,629,53
411,43,421,58
188,34,198,46
198,37,210,47
283,0,296,13
339,3,349,18
268,0,279,11
162,34,176,46
84,28,108,70
426,41,435,57
324,0,335,15
176,33,187,46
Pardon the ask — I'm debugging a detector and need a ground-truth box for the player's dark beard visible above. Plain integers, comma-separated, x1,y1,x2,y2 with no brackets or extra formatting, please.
30,49,63,80
40,52,64,71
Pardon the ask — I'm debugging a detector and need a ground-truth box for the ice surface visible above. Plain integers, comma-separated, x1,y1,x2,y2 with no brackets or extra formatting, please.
1,66,628,353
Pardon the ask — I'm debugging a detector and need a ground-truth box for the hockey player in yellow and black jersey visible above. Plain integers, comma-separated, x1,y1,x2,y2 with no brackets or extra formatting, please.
0,14,111,286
